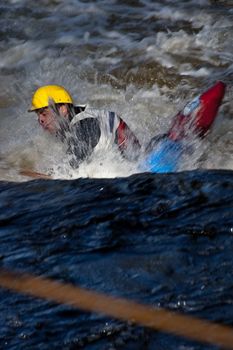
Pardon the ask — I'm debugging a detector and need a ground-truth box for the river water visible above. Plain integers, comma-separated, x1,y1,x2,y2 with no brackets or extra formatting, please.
0,0,233,349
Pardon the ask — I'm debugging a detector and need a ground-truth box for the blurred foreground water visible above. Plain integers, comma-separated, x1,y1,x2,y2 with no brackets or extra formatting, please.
1,170,233,349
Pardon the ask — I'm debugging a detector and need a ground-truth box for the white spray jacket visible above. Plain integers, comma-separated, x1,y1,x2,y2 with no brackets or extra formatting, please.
63,107,141,168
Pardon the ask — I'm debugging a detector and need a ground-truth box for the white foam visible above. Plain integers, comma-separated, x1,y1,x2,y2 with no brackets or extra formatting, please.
0,40,45,69
180,67,210,77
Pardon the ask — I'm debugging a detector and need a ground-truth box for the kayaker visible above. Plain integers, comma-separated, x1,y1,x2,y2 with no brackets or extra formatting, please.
28,85,141,168
28,81,225,174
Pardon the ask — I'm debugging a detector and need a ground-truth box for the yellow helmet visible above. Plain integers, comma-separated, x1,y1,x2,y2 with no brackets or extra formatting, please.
28,85,73,112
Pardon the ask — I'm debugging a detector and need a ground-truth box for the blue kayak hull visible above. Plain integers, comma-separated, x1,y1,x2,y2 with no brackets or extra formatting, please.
140,139,183,173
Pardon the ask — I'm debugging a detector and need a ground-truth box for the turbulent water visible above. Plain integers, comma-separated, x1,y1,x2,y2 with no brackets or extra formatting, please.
0,0,233,349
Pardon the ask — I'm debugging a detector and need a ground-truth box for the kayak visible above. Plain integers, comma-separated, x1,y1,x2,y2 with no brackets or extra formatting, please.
141,81,226,173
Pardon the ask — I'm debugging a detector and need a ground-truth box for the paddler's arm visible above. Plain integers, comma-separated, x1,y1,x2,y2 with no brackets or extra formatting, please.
115,118,141,161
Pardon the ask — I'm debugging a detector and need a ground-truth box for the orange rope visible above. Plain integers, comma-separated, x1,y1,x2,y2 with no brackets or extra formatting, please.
0,268,232,349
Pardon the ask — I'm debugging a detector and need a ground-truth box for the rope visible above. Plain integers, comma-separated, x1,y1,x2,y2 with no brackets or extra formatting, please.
0,268,232,349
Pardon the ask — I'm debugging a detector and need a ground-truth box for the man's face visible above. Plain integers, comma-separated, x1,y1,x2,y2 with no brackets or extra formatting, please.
36,104,69,134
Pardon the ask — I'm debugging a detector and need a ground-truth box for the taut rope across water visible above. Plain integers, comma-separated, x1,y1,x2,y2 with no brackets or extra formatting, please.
0,269,232,349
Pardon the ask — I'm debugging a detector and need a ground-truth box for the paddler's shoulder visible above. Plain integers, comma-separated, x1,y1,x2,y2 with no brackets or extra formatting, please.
73,105,86,114
70,106,115,126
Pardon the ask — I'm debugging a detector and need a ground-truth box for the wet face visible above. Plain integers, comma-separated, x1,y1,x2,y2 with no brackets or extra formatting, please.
36,104,69,134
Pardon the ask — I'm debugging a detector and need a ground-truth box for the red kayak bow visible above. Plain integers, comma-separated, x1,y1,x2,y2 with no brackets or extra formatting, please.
168,81,226,141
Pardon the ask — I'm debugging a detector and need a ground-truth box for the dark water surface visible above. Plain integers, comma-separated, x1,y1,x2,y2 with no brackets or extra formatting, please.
0,170,233,349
